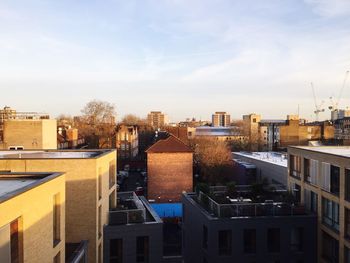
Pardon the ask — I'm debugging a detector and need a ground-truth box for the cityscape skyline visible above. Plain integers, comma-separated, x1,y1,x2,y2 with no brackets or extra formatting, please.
1,0,350,121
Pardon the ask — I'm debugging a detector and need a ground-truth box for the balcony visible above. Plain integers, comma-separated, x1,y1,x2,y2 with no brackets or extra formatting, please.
109,192,146,225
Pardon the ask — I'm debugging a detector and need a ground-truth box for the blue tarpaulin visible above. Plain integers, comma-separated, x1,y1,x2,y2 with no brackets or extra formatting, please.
150,203,182,218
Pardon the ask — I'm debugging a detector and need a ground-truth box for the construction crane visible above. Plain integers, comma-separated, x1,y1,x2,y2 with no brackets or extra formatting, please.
328,70,350,112
311,82,325,121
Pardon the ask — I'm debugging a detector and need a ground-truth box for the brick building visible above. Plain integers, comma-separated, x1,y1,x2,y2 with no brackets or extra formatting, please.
146,135,193,202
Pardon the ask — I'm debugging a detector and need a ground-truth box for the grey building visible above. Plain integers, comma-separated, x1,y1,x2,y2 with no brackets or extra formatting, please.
104,192,163,263
232,152,288,186
182,188,317,263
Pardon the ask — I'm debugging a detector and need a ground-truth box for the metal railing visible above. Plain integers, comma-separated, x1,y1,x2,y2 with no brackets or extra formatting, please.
198,191,305,218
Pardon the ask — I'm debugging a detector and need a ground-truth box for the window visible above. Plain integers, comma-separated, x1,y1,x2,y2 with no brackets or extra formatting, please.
98,205,102,238
98,244,102,263
345,246,350,263
290,228,303,252
322,231,339,263
109,161,116,189
11,218,22,263
110,239,123,263
290,155,301,179
304,190,318,213
218,230,232,255
345,169,350,201
202,226,208,250
244,229,256,254
268,228,280,253
322,198,339,232
330,165,340,196
98,167,102,200
321,162,331,192
345,208,350,239
304,158,310,183
136,236,149,263
109,190,116,210
53,252,60,263
53,193,61,246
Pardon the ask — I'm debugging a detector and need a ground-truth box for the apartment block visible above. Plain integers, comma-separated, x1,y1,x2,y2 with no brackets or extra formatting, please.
0,149,117,263
146,135,193,202
116,124,139,159
182,186,317,263
212,112,231,127
0,172,65,263
104,192,163,263
147,111,168,129
288,146,350,262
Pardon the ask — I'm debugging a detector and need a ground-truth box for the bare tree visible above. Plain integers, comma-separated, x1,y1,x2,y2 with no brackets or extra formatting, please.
78,100,117,148
191,137,234,183
121,114,145,126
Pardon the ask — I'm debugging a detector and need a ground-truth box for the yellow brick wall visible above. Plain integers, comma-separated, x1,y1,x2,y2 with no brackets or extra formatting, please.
0,174,66,263
2,119,57,150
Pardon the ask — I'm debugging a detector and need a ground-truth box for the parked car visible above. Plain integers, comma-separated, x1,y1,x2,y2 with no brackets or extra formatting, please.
135,187,144,196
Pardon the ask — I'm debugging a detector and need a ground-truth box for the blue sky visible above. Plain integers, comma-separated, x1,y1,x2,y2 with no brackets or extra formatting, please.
1,0,350,122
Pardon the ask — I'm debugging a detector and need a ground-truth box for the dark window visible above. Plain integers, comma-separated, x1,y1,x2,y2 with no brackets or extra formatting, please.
310,191,318,214
290,228,303,252
345,208,350,239
290,155,301,179
98,206,102,238
322,231,339,263
10,218,22,263
53,252,60,263
202,226,208,250
98,167,102,200
136,236,149,263
345,246,350,263
110,239,123,263
304,158,310,183
322,198,339,232
218,230,232,255
330,165,340,196
345,169,350,201
244,229,256,254
109,161,116,188
268,228,280,253
53,193,61,246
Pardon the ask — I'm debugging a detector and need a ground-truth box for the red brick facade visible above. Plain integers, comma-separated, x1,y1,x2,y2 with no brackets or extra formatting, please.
147,152,193,202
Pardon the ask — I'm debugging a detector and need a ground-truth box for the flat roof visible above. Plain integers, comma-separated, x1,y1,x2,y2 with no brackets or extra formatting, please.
0,149,114,159
233,152,287,167
290,146,350,158
0,172,63,203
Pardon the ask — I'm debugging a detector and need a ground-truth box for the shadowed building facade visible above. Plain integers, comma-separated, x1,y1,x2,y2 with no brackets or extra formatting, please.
146,135,193,203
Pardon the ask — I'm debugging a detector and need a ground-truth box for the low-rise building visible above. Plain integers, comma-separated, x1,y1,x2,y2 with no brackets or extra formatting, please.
182,186,317,263
146,135,193,203
194,126,246,142
288,146,350,262
0,149,117,263
0,172,66,263
104,191,163,263
232,152,288,186
116,124,139,159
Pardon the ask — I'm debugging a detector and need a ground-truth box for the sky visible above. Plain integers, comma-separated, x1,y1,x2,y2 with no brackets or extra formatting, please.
1,0,350,122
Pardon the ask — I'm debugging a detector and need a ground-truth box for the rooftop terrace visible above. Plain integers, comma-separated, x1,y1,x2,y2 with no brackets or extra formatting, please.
191,184,306,218
109,191,162,225
0,149,112,159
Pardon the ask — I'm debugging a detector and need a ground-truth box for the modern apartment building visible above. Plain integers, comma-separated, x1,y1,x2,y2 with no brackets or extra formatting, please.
116,124,139,159
212,112,231,127
0,172,66,263
288,146,350,262
146,135,193,202
104,191,163,263
0,149,117,263
147,111,168,129
182,187,317,263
